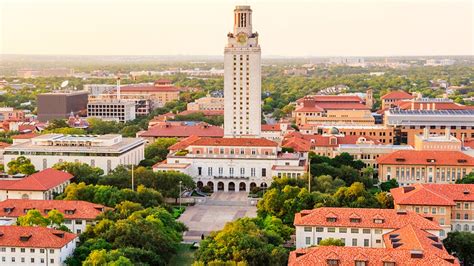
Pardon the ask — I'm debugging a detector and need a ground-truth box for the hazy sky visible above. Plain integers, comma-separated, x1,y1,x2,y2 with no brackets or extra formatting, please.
1,0,473,56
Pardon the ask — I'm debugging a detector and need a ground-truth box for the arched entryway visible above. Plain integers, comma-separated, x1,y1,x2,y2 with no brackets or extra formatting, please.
228,182,235,191
197,181,203,189
217,182,224,191
250,182,257,190
239,182,246,191
207,181,214,191
260,182,268,189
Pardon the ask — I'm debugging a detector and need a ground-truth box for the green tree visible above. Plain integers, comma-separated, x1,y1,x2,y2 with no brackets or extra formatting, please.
17,210,49,227
142,138,178,166
43,127,86,135
7,156,36,175
319,238,345,246
83,249,133,266
380,179,399,192
443,231,474,265
47,209,65,227
53,162,104,184
46,119,69,130
119,125,141,137
456,172,474,184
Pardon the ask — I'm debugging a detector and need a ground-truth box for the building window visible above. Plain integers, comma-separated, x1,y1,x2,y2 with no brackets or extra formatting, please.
327,259,339,266
328,227,336,233
218,167,223,176
304,227,312,232
374,229,382,234
352,238,358,246
465,213,469,220
207,167,213,176
305,237,311,245
229,167,234,177
251,168,256,177
339,228,347,233
364,239,369,247
240,168,245,176
351,228,359,233
262,168,267,177
198,167,202,176
362,229,370,234
316,227,324,232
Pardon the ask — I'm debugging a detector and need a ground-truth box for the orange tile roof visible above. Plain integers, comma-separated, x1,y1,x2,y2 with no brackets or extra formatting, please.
0,168,73,191
294,207,440,230
282,133,379,152
381,91,415,100
191,137,278,147
289,245,459,266
138,122,223,138
0,226,77,248
0,199,109,220
296,95,364,103
392,101,470,110
376,150,474,166
11,133,39,139
391,184,474,206
0,142,11,149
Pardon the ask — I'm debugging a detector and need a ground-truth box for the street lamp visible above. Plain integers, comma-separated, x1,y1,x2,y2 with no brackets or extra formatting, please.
179,180,182,209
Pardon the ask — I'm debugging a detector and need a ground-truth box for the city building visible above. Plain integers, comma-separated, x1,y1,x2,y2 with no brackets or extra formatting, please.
16,68,74,78
0,142,10,166
386,97,472,111
294,207,441,249
380,91,415,109
0,226,77,265
87,100,136,122
0,108,25,123
392,184,474,237
260,123,295,143
10,133,39,145
0,168,73,201
137,122,224,143
153,136,306,192
223,5,262,137
83,84,117,96
176,110,224,117
293,95,374,126
289,233,458,266
187,95,224,111
282,131,378,157
311,125,394,144
414,128,462,151
37,91,88,122
384,109,474,145
3,134,145,174
0,199,108,234
112,79,180,108
425,59,456,66
377,150,474,185
328,57,366,67
335,143,413,170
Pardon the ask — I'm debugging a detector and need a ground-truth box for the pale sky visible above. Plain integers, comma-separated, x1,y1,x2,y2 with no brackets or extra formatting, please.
0,0,473,56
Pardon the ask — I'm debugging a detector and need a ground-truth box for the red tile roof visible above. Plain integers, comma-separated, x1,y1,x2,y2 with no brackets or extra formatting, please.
294,207,441,230
295,95,369,112
392,101,471,110
0,169,73,191
282,133,378,152
191,137,278,147
0,142,11,149
138,122,223,138
0,226,77,248
11,133,39,139
391,184,474,206
313,102,369,110
296,95,364,103
381,91,415,100
169,135,201,151
289,245,458,266
376,150,474,166
0,199,108,220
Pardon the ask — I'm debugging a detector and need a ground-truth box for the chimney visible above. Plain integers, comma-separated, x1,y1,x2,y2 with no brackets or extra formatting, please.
116,77,121,101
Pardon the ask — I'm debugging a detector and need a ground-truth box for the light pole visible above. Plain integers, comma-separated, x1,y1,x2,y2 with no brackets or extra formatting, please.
131,165,135,191
179,180,182,209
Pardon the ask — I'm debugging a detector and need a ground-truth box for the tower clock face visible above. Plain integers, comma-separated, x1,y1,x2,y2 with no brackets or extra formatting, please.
237,33,247,44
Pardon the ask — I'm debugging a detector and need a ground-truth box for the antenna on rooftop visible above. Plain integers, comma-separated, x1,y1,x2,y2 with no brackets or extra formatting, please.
60,80,69,89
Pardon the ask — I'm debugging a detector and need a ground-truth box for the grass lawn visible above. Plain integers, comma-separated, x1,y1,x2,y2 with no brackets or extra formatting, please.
170,243,196,266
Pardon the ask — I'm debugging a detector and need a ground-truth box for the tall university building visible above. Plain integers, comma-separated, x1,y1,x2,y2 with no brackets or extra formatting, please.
224,5,262,138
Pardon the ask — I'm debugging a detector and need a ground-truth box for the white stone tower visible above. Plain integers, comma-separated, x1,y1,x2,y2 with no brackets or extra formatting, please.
224,5,261,138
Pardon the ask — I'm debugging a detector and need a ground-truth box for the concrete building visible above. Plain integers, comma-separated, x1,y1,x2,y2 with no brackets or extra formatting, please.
293,207,441,249
309,125,394,144
153,136,306,192
293,95,374,126
224,5,262,138
83,84,117,96
37,91,88,122
414,128,462,151
4,134,145,174
187,95,224,111
384,109,474,145
377,150,474,185
392,184,474,238
0,226,77,265
0,199,108,235
0,168,73,201
137,121,223,143
381,91,415,109
113,79,180,108
87,101,136,122
0,108,25,123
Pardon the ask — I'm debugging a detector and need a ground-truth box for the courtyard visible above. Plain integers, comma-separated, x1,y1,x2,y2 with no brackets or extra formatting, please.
179,192,258,242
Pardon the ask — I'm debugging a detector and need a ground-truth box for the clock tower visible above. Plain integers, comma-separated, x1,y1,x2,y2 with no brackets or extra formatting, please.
224,5,261,138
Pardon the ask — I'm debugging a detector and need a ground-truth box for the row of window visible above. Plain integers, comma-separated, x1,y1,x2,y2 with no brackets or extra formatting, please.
305,236,375,247
303,227,383,234
0,247,54,253
1,256,55,264
198,167,265,177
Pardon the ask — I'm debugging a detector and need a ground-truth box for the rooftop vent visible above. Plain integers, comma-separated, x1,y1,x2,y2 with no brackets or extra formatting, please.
19,234,32,242
428,235,439,242
53,232,65,238
426,159,436,163
392,243,403,248
395,158,405,162
410,250,423,259
464,190,470,195
403,187,415,193
432,243,443,250
389,234,399,239
396,210,407,215
458,159,467,163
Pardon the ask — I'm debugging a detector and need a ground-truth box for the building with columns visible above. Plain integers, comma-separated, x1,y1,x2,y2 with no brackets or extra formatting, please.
224,5,262,138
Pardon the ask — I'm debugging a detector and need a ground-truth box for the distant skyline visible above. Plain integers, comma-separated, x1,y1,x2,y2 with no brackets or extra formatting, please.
0,0,473,57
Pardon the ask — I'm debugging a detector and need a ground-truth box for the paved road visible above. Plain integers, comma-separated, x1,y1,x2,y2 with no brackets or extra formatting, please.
179,192,257,242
